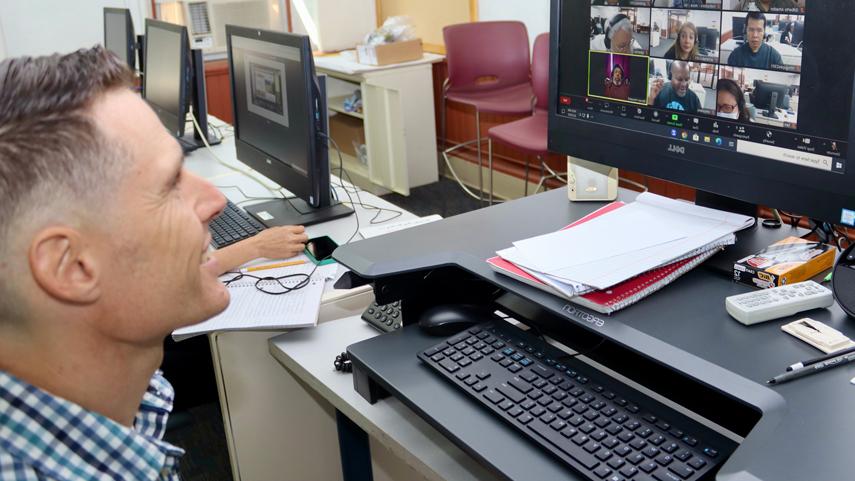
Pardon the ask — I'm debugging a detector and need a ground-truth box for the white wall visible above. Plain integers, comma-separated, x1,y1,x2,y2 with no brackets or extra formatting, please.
478,0,550,49
0,0,149,59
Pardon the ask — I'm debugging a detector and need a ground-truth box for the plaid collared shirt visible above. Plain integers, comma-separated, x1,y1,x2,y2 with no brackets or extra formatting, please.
0,370,184,480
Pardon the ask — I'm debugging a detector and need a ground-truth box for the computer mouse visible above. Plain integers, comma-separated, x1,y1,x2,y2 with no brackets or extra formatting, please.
418,304,492,337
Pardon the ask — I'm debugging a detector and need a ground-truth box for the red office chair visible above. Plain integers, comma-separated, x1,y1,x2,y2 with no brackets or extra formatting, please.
441,21,534,203
487,33,563,202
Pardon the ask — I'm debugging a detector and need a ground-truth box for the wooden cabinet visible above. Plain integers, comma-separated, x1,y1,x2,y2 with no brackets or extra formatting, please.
204,59,234,125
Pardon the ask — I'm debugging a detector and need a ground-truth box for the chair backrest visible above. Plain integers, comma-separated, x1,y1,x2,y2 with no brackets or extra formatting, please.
443,21,530,94
531,33,550,111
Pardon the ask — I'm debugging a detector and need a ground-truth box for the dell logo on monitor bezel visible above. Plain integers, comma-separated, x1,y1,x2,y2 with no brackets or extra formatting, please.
668,144,686,155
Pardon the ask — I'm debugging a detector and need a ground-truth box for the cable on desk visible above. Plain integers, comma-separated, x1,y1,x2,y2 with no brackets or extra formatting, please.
188,112,282,196
317,133,362,245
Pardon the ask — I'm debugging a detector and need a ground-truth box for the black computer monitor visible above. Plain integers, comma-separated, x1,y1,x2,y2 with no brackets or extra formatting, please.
732,16,746,42
103,8,135,70
225,26,353,227
143,19,220,152
551,0,855,235
751,81,791,114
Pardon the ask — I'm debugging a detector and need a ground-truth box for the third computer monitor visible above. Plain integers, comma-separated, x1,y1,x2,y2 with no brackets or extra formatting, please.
225,26,352,227
553,0,855,226
143,19,188,139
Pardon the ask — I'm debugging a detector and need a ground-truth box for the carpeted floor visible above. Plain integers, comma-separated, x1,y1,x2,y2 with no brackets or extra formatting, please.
164,175,481,481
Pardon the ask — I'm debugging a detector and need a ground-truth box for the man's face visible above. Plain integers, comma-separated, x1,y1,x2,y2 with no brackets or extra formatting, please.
613,68,623,84
611,29,633,54
746,18,765,52
671,66,690,97
90,90,228,345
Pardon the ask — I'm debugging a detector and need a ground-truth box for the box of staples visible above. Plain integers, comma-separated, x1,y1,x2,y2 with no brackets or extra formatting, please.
733,236,834,288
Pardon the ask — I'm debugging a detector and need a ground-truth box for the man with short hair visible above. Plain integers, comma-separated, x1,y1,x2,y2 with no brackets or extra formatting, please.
0,46,230,480
650,61,701,113
728,12,783,69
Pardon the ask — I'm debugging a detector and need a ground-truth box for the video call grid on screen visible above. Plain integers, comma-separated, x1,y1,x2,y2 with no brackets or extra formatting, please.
587,0,807,129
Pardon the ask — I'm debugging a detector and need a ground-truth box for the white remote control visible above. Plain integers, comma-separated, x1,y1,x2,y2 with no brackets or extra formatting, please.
725,280,834,325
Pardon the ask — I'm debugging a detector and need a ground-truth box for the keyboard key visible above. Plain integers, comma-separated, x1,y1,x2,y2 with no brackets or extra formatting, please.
674,450,692,462
550,420,567,431
519,358,533,367
642,446,660,458
627,453,645,465
517,413,534,425
662,442,679,454
642,414,657,424
593,466,612,478
529,390,544,400
607,457,625,469
595,417,611,428
542,385,557,395
595,449,613,461
602,437,619,449
438,359,459,373
498,400,514,411
703,447,718,458
496,384,525,404
569,415,586,427
652,473,682,481
558,409,574,420
499,358,513,367
526,420,600,470
614,445,632,457
520,371,537,383
583,441,601,453
580,423,596,434
532,365,554,379
548,402,563,413
572,433,590,446
540,413,556,424
619,466,638,478
655,454,674,466
530,406,546,417
508,364,522,373
430,353,445,362
450,353,464,362
638,427,653,438
521,399,536,410
483,390,504,405
649,434,666,446
617,431,634,443
464,377,478,386
553,391,568,401
668,464,695,479
591,430,607,441
688,457,707,469
472,383,487,392
532,379,548,389
507,407,523,418
639,461,658,473
681,436,698,447
458,358,472,367
629,439,647,450
470,353,483,361
560,427,578,438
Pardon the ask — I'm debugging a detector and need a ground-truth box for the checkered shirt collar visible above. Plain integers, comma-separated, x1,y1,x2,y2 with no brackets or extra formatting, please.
0,369,184,480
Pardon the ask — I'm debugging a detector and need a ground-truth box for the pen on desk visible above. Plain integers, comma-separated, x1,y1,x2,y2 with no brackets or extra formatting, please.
243,260,306,273
787,345,855,371
768,351,855,385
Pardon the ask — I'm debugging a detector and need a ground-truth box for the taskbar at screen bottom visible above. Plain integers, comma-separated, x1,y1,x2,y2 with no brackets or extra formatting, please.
556,97,846,175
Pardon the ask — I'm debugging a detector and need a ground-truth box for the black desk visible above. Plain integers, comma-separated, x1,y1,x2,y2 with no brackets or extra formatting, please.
335,189,855,481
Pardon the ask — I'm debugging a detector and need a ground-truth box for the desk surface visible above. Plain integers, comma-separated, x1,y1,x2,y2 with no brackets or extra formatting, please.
334,188,855,481
269,317,498,481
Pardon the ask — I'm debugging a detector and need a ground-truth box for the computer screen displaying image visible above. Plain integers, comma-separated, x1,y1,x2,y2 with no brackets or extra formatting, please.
720,11,804,72
718,66,799,128
648,59,717,114
590,6,652,55
245,57,290,127
588,51,650,104
650,8,722,63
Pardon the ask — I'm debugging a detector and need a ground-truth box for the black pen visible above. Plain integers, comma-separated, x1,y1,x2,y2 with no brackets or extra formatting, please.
787,345,855,371
769,351,855,385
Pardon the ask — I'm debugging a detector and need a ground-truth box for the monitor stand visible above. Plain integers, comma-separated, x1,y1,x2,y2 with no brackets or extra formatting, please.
179,48,223,154
245,198,354,228
695,190,806,276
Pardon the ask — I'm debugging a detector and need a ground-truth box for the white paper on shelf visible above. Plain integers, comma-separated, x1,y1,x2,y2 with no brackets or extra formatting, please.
496,246,591,296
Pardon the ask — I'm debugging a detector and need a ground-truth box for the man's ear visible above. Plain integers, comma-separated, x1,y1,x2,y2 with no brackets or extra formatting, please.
29,227,101,305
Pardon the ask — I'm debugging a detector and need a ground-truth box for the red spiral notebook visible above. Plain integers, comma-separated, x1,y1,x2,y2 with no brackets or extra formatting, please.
487,202,723,314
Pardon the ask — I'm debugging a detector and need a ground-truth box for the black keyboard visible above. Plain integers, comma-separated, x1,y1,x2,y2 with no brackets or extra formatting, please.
419,321,736,481
209,200,267,249
361,300,402,333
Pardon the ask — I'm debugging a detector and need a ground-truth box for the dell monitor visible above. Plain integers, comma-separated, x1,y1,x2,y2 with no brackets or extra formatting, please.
143,19,220,152
551,0,855,260
104,8,135,70
225,26,353,227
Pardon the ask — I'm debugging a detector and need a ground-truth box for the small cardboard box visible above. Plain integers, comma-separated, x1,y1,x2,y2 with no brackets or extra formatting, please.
357,39,423,66
733,236,835,289
328,114,365,158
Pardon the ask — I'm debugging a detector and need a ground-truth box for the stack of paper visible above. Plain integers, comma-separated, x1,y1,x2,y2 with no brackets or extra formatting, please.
172,260,339,341
488,193,754,314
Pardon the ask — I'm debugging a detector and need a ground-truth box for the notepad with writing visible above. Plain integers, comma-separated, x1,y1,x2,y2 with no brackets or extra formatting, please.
172,262,337,341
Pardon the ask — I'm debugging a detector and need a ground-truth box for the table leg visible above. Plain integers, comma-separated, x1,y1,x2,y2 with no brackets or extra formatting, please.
336,409,374,481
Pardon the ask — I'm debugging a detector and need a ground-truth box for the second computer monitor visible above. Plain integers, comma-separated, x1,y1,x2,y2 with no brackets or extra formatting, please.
226,26,352,227
104,8,135,70
143,19,189,139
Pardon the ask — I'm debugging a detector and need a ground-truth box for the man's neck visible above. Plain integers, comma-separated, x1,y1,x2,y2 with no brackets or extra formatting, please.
0,321,163,427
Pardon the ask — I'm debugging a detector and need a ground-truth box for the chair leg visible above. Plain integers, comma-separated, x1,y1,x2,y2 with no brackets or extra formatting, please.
539,156,546,191
475,109,484,204
440,94,447,152
524,157,530,197
488,137,494,205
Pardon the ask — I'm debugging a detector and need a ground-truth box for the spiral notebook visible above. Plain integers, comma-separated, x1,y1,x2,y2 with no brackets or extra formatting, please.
172,262,337,341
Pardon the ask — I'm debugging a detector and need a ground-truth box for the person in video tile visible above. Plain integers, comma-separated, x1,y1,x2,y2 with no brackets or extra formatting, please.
716,79,750,121
650,61,700,113
664,22,699,61
591,13,642,54
604,64,631,100
732,0,798,12
727,12,783,69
